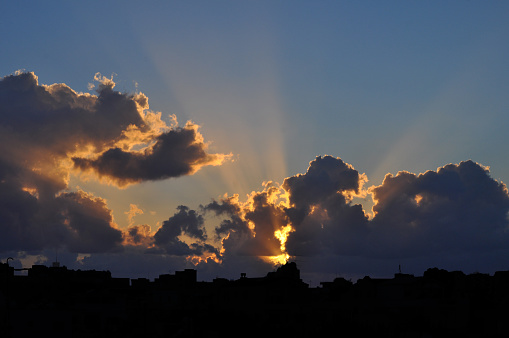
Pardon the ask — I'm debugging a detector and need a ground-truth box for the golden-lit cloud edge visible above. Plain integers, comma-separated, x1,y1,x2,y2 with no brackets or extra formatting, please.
0,71,231,255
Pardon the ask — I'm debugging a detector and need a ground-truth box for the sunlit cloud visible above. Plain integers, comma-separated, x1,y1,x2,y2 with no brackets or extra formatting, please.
193,155,509,280
125,203,144,226
3,70,509,284
0,71,229,254
109,154,508,281
124,224,153,247
73,120,232,188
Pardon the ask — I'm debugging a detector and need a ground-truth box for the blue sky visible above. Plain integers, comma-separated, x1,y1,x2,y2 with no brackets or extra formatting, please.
1,1,509,283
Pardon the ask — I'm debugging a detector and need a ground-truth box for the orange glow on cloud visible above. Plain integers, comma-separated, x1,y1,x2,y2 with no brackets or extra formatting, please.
72,119,232,189
245,182,294,266
414,194,423,205
123,224,154,247
205,181,295,267
265,224,294,266
186,252,221,265
22,187,39,199
125,204,144,226
343,172,369,202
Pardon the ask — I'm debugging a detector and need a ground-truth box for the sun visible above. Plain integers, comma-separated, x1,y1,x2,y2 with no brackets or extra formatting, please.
262,224,294,266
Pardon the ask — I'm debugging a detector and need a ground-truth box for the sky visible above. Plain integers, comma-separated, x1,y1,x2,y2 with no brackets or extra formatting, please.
1,1,509,285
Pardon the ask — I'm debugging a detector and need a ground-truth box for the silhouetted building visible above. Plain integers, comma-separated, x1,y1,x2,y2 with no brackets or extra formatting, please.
0,262,14,282
3,261,509,337
154,268,197,288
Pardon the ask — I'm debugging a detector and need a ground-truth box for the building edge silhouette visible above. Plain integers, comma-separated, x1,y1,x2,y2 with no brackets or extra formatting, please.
2,261,509,337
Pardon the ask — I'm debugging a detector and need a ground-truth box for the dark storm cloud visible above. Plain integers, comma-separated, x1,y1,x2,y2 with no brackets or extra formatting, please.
0,71,228,254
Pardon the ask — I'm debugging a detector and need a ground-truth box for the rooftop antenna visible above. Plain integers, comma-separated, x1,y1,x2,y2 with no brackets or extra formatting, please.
398,264,402,274
52,248,60,268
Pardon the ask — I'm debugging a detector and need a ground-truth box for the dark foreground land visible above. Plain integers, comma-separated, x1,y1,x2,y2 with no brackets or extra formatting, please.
2,262,509,338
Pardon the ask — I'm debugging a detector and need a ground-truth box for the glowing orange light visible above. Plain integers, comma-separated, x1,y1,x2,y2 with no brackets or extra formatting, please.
186,252,222,265
414,194,423,205
262,224,294,266
275,225,293,250
22,187,39,198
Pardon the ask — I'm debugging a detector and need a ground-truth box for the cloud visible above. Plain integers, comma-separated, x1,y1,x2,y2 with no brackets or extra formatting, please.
124,224,153,246
73,121,230,186
199,155,371,263
0,176,44,252
125,204,144,226
283,156,369,256
0,182,122,253
0,71,228,254
203,195,249,239
3,72,509,282
0,72,145,163
282,158,509,281
55,191,124,253
283,155,367,213
203,183,289,260
367,160,509,258
279,157,509,260
153,205,217,257
195,156,509,281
